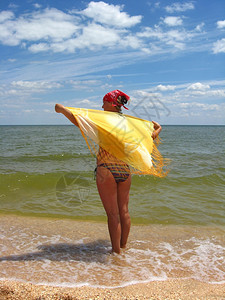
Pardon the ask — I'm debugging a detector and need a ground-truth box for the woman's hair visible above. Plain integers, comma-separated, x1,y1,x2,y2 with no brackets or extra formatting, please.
115,96,128,113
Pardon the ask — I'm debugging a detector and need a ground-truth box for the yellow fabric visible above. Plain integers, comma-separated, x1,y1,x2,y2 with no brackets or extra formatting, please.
67,107,168,177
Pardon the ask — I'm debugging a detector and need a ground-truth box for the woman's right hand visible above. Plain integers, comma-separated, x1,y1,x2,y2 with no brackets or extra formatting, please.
55,104,79,127
55,103,64,113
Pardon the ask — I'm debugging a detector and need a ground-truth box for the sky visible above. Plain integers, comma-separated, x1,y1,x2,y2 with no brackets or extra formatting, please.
0,0,224,125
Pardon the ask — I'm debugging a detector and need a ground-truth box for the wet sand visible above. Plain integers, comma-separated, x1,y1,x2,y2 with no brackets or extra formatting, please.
0,215,225,299
0,278,225,299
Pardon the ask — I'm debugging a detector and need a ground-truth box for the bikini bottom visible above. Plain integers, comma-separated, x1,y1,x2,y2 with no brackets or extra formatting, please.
95,163,130,183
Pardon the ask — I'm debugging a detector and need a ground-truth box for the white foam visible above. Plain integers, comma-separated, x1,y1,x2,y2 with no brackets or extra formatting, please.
0,224,225,288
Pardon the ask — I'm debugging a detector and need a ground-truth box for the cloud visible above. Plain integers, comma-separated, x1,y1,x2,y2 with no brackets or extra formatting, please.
0,80,62,98
11,80,61,90
187,82,210,91
1,78,225,124
177,102,220,111
81,1,142,28
156,84,176,91
147,1,161,12
128,81,225,124
8,58,17,62
33,3,42,9
0,3,143,53
0,8,79,47
79,99,92,105
138,26,191,50
195,22,205,32
29,23,125,53
23,109,34,113
179,83,225,99
0,10,14,22
213,38,225,54
217,20,225,29
163,16,183,27
165,2,195,13
0,1,203,56
139,80,225,102
29,43,50,53
0,2,210,56
70,79,101,90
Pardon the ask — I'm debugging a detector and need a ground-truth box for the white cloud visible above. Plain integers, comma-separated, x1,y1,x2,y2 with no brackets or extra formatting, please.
72,22,121,48
29,21,124,54
81,1,142,28
140,80,225,102
213,38,225,54
0,8,79,47
177,102,220,111
195,22,205,32
165,2,195,13
33,3,42,9
163,16,183,27
1,78,225,124
80,99,92,105
29,43,50,53
70,79,101,90
23,109,34,113
131,80,225,124
207,89,225,97
156,84,176,91
187,82,210,91
138,27,189,50
0,11,14,22
11,80,61,90
217,20,225,29
0,4,143,53
8,58,17,62
147,1,161,11
0,2,210,55
0,80,62,98
0,80,64,114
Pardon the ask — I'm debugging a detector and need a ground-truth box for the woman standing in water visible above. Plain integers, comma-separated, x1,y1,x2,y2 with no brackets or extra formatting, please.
55,90,161,254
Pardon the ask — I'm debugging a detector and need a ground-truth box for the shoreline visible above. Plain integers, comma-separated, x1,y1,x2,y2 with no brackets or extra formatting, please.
0,215,224,288
1,279,225,299
0,214,224,298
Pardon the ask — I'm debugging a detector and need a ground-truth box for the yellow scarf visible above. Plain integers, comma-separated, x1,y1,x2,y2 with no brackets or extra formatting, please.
67,107,168,177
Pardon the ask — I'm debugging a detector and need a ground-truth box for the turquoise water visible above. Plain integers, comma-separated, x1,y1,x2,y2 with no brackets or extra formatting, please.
0,125,224,225
0,125,224,287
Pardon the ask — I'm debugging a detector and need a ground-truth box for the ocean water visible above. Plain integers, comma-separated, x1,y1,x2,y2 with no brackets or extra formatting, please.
0,125,224,287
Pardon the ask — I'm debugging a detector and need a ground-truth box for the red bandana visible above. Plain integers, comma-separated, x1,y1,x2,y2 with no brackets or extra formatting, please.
103,90,130,110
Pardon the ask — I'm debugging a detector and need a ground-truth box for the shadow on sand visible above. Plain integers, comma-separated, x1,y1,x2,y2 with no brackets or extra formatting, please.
0,240,111,264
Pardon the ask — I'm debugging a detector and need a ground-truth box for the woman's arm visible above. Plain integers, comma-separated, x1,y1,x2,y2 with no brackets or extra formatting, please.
151,121,162,140
55,104,78,127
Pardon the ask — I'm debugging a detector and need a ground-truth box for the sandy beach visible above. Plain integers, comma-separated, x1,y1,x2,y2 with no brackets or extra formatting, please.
0,214,225,300
0,279,225,299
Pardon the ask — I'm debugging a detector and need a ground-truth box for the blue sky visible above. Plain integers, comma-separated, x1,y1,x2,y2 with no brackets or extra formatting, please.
0,0,224,125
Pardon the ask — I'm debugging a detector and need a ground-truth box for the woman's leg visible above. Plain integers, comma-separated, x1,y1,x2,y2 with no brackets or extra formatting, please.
96,166,121,254
117,175,131,248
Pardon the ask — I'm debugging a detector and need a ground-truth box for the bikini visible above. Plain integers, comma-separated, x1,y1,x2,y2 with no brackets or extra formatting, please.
95,162,130,183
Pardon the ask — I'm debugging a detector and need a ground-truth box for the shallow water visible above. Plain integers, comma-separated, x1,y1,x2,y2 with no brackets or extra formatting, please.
0,215,224,287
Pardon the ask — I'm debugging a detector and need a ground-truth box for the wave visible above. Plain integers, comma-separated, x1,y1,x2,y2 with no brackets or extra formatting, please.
0,168,224,226
0,152,92,162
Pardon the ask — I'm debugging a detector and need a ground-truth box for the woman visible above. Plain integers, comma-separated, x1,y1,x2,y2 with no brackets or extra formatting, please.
55,90,161,254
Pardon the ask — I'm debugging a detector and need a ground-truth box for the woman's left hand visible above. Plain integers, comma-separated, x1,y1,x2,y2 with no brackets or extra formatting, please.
151,121,162,140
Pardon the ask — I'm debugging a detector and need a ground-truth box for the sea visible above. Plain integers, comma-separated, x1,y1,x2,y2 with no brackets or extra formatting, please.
0,125,224,288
